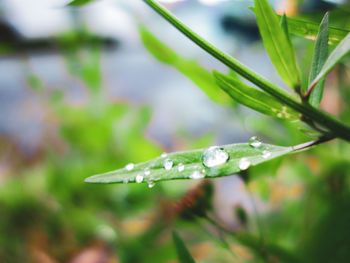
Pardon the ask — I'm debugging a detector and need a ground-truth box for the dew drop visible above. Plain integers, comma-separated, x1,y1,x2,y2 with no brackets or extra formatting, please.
144,168,151,176
161,152,167,158
202,146,229,168
189,170,205,180
125,163,134,171
249,136,263,148
262,150,271,159
238,157,251,170
148,181,155,188
135,174,143,183
177,163,184,172
123,178,129,184
163,158,173,170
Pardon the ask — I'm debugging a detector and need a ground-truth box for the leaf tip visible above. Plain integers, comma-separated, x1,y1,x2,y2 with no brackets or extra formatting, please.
84,174,99,183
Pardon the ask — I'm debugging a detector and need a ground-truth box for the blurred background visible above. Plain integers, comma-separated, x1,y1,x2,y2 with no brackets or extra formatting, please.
1,0,350,262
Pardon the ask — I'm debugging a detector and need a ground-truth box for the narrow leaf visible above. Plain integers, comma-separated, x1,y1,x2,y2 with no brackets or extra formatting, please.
281,14,292,45
172,231,196,263
85,143,293,184
67,0,95,6
309,32,350,90
139,25,233,106
308,13,329,107
254,0,301,90
281,16,348,45
213,71,300,120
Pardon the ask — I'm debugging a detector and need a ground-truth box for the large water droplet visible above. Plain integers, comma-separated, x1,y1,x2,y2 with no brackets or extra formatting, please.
163,158,173,170
189,170,205,179
202,146,229,168
262,150,271,159
136,174,143,183
125,163,134,171
249,136,263,148
148,181,155,188
144,168,150,176
238,157,251,170
177,163,184,172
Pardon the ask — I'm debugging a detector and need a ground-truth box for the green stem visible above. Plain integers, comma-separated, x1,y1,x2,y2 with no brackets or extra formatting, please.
143,0,350,142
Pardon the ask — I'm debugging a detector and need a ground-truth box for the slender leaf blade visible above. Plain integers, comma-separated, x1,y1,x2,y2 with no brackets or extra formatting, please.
310,32,350,89
85,143,293,184
281,16,348,45
67,0,95,6
308,13,329,107
254,0,301,90
139,25,233,106
213,71,300,120
172,231,196,263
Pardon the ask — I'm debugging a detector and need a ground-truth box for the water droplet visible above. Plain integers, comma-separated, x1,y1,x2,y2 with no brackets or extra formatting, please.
125,163,134,171
249,136,263,148
161,152,167,158
135,174,143,183
202,169,206,173
148,181,155,188
123,178,129,184
177,163,184,172
238,158,250,170
202,146,229,168
262,150,271,159
189,170,205,180
163,158,173,170
277,113,283,118
144,168,150,176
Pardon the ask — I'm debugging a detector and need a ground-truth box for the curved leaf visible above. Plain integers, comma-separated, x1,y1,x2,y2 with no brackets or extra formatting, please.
254,0,301,90
85,143,293,184
213,71,300,120
308,13,329,107
173,231,196,263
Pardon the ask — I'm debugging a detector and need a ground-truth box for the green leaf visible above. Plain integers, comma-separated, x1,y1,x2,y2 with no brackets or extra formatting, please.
309,32,350,91
85,143,294,184
139,25,233,106
308,13,329,107
213,71,300,120
281,14,292,45
172,231,196,263
254,0,301,90
67,0,95,6
282,16,348,45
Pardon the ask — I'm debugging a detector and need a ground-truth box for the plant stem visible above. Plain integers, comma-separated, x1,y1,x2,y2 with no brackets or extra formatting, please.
143,0,350,142
292,135,335,151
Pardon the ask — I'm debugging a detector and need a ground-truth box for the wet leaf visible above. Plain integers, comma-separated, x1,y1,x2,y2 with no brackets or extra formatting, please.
308,13,329,107
85,143,293,184
213,71,300,120
254,0,301,90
